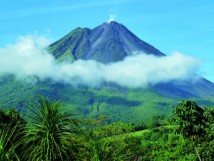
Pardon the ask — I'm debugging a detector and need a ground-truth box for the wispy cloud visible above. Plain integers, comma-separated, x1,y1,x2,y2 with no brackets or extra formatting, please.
0,35,201,88
0,1,128,20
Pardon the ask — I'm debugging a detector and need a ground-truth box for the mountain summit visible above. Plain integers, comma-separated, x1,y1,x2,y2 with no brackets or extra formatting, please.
50,21,164,63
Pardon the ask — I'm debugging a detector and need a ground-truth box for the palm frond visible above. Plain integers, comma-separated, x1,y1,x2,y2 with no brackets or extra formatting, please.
23,96,72,161
0,124,23,161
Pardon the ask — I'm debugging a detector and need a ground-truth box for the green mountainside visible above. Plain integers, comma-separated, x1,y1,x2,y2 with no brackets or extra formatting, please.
1,76,214,124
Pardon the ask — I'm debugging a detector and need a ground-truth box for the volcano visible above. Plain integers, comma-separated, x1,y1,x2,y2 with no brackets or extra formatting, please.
49,21,214,98
50,21,164,64
0,21,214,123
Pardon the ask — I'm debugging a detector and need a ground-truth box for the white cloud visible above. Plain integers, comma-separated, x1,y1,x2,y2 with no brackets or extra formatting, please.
0,35,201,88
0,35,53,80
105,53,200,87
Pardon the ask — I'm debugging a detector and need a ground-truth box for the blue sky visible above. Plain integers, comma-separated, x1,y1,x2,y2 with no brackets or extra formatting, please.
1,0,214,81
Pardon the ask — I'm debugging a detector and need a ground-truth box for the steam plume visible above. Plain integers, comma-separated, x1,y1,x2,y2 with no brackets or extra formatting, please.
108,14,117,23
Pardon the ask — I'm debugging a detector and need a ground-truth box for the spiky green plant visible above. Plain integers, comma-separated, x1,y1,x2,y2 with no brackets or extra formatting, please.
23,96,72,161
0,124,22,161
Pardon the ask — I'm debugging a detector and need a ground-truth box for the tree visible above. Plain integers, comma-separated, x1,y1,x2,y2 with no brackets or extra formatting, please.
174,100,208,161
198,108,214,159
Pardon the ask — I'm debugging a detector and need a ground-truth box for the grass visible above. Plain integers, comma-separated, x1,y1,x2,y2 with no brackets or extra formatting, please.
108,125,177,140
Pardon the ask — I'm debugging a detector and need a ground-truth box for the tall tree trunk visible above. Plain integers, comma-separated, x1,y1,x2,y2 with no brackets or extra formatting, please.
193,141,202,161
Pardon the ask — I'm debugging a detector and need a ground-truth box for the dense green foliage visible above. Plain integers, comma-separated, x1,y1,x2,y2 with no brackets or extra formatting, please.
174,100,214,160
0,97,213,160
0,97,142,161
175,100,208,139
140,128,197,160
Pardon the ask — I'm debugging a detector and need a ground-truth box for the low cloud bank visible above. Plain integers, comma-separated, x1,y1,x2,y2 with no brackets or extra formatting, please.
0,35,200,88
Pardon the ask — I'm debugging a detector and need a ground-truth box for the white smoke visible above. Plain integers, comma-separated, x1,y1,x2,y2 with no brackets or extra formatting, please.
108,14,117,23
0,35,201,88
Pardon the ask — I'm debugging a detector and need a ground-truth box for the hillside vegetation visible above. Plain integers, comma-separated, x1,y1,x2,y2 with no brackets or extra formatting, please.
0,97,213,160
